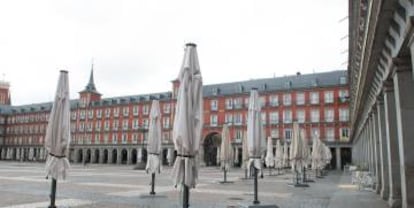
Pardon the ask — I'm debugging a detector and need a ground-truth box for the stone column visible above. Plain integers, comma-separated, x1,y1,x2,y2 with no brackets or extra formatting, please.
373,108,382,194
234,146,239,164
216,146,220,165
116,148,122,165
199,145,205,167
82,149,87,164
99,149,104,164
91,149,96,164
137,147,143,163
108,149,113,164
384,82,402,207
336,147,341,170
127,148,132,165
393,67,414,208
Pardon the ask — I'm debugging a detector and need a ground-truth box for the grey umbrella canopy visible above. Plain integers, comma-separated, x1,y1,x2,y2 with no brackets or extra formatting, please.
247,89,265,171
220,124,232,171
45,70,71,180
146,100,162,174
171,43,203,189
265,137,275,168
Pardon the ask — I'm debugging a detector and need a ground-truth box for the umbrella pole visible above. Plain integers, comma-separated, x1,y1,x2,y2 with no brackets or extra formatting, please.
182,164,189,208
253,167,260,205
245,168,248,179
48,178,57,208
224,169,227,183
150,173,156,195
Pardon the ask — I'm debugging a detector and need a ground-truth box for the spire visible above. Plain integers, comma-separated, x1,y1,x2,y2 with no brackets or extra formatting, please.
80,61,100,95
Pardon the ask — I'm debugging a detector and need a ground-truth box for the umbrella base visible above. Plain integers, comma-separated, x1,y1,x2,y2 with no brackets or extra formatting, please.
287,183,310,188
244,204,279,208
140,194,167,199
218,181,234,184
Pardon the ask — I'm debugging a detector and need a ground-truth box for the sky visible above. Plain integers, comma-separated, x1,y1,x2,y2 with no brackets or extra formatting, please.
0,0,348,106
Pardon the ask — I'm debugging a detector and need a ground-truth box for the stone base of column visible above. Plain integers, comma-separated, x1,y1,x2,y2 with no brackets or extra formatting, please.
376,183,381,194
388,197,401,208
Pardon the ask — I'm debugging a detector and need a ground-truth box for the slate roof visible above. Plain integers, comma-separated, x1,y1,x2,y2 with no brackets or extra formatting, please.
0,70,347,115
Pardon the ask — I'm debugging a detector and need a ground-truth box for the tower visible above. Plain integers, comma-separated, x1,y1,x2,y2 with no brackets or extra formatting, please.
0,80,11,105
79,64,102,107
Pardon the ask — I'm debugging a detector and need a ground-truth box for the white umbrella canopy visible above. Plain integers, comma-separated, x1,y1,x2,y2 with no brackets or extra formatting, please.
167,148,174,165
289,122,302,172
274,139,283,169
265,137,274,168
44,70,71,180
171,43,203,189
311,136,320,170
220,124,232,171
323,145,332,165
146,100,162,174
242,131,249,170
247,89,265,171
282,140,289,168
300,129,310,168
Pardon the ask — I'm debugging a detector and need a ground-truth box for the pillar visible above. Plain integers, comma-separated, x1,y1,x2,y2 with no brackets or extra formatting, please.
137,147,142,163
199,145,205,167
373,108,382,194
99,149,104,164
127,148,132,165
82,149,87,164
234,146,239,164
117,148,122,165
108,149,113,164
384,82,402,207
336,147,341,170
216,146,220,165
393,68,414,208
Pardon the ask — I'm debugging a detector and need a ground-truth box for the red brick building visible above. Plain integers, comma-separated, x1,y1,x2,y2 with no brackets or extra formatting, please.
0,69,350,169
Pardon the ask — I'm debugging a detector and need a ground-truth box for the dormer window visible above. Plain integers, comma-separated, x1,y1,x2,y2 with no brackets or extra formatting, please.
339,76,347,85
284,81,292,89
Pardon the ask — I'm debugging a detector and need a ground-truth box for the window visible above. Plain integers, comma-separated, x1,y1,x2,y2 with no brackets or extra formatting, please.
79,122,85,132
122,133,127,144
283,109,292,123
133,119,139,129
234,97,243,109
114,107,120,117
143,105,149,115
104,134,109,143
235,129,243,141
112,134,118,144
143,119,149,129
225,99,233,109
71,112,77,120
88,110,94,119
210,115,218,127
269,112,279,124
325,108,334,122
122,120,129,130
105,108,111,118
210,100,218,111
310,92,319,104
225,113,233,124
163,117,170,129
283,93,291,106
269,95,279,106
339,108,349,122
284,128,292,140
261,112,267,125
80,110,85,119
96,109,102,118
340,128,349,141
339,76,347,85
133,133,139,143
311,109,319,123
95,122,101,131
234,113,243,125
296,92,305,105
95,134,100,144
244,97,249,108
271,128,279,138
133,105,139,116
113,120,119,130
123,107,129,116
163,132,170,142
324,91,334,104
338,90,349,102
163,103,171,114
297,109,305,123
104,121,110,131
326,128,335,141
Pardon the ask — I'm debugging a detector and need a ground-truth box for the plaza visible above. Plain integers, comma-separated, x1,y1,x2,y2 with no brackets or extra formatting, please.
0,161,387,208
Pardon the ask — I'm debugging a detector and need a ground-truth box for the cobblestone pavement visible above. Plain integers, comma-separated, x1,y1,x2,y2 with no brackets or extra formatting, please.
0,162,388,208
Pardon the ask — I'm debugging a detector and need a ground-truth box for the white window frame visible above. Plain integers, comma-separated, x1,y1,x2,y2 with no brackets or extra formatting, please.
283,93,291,106
296,92,305,105
310,92,319,104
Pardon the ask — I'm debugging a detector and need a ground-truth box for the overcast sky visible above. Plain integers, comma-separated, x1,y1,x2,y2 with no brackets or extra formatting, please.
0,0,348,106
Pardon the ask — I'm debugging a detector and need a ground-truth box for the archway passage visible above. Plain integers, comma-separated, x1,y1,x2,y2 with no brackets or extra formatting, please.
112,149,117,164
121,149,128,164
329,147,336,170
103,149,108,164
162,149,168,165
94,149,100,163
77,149,83,163
341,147,352,170
131,149,137,164
142,149,148,163
86,149,91,163
203,132,221,166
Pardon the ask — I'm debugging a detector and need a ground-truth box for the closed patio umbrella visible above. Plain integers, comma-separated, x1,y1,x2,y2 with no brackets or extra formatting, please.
282,140,289,168
274,139,283,174
145,99,162,195
44,70,71,208
247,88,266,205
171,43,203,208
167,148,174,166
220,124,233,183
242,131,249,179
265,137,274,175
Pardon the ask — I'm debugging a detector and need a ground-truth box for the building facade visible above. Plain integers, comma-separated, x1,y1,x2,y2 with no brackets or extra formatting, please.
0,69,350,170
349,1,414,207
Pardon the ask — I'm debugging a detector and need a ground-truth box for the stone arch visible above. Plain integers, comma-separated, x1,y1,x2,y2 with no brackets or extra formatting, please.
112,149,117,164
142,148,148,163
131,149,137,164
203,132,221,166
94,149,100,163
103,149,108,164
121,149,128,164
77,149,83,163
